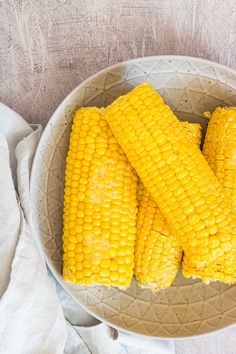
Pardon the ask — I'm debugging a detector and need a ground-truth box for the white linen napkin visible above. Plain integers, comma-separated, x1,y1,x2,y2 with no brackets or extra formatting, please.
0,104,67,354
0,130,21,297
0,103,175,354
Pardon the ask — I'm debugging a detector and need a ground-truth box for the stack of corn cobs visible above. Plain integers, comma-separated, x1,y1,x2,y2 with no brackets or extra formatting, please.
62,83,236,291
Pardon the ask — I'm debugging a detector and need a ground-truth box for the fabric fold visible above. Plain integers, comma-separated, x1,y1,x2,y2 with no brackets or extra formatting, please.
0,105,67,354
0,211,67,354
0,132,21,298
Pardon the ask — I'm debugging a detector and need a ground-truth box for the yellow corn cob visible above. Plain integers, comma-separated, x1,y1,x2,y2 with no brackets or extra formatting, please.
135,182,181,290
63,107,138,289
135,123,202,291
203,108,236,211
183,107,236,283
104,83,234,276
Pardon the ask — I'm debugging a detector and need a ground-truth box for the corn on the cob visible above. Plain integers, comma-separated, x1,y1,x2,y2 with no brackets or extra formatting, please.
135,123,202,291
183,107,236,283
203,108,236,211
104,83,234,275
135,182,181,290
63,107,138,289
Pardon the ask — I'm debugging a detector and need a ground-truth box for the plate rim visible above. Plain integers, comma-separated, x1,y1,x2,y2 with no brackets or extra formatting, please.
30,55,236,339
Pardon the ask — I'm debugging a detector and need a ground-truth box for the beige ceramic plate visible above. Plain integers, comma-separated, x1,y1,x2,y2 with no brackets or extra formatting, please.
31,56,236,339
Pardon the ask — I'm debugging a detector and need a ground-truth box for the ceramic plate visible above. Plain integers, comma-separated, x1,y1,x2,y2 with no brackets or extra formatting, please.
30,56,236,338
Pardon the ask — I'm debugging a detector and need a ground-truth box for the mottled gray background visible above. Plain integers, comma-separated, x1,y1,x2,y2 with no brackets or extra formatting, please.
1,0,236,126
1,1,236,353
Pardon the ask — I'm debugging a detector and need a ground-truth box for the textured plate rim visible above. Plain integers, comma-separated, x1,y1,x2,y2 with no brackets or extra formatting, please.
30,55,236,340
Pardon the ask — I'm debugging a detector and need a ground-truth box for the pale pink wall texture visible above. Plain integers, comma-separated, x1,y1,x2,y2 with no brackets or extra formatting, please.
1,0,236,126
